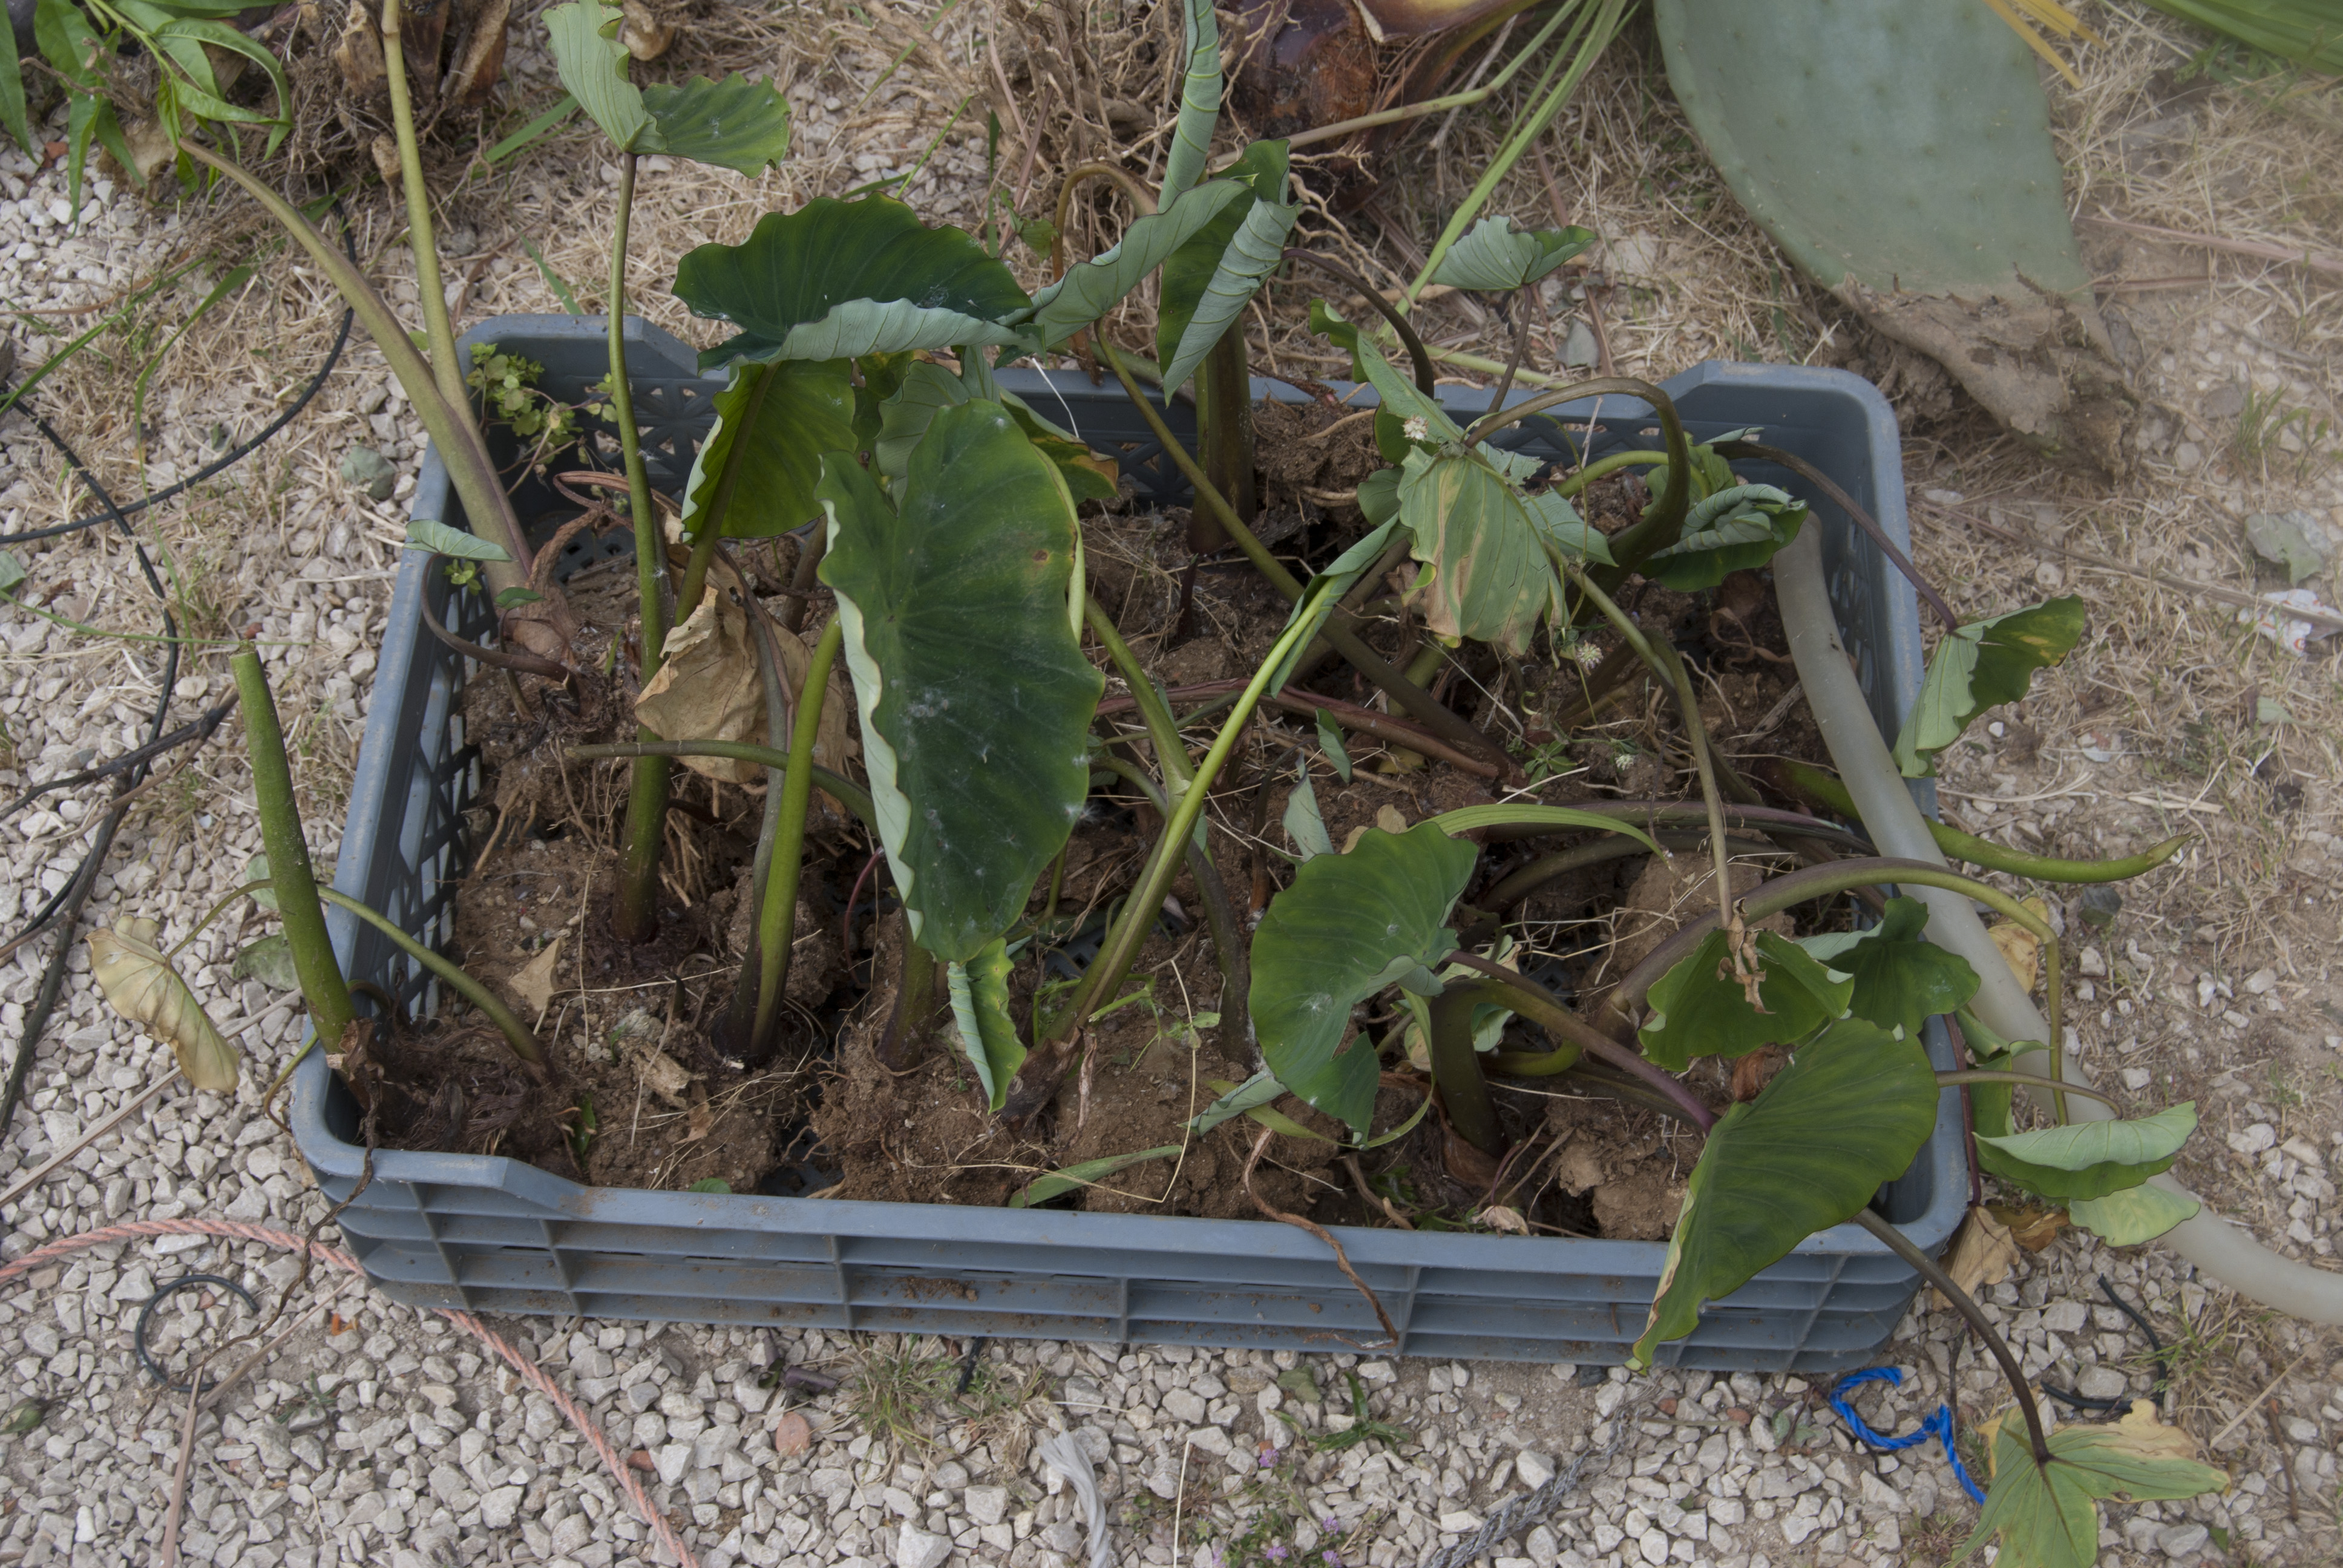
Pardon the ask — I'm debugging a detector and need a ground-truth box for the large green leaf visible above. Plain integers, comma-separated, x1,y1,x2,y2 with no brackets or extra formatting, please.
1962,1406,2229,1568
1251,825,1478,1139
1156,140,1299,394
675,200,1031,371
0,16,30,157
1630,1019,1936,1368
640,76,792,175
818,400,1101,961
677,359,856,541
1159,0,1222,202
1638,928,1854,1071
1893,598,2086,777
1642,484,1808,591
1023,180,1252,351
548,1,790,172
1394,446,1607,656
1798,897,1979,1040
1974,1104,2197,1201
2066,1183,2199,1245
871,362,1116,503
1430,217,1597,293
946,937,1026,1111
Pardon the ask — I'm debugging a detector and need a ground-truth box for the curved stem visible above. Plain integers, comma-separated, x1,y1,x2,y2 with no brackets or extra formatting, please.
1938,1070,2119,1109
750,618,844,1056
1713,439,1959,632
567,742,875,826
316,890,545,1076
1482,830,1804,912
1089,756,1250,1053
419,585,569,678
608,151,672,946
376,0,468,415
1780,760,2190,886
1097,337,1511,772
1487,289,1532,413
1429,980,1510,1155
1463,376,1692,581
1282,250,1435,394
1552,449,1669,499
1444,951,1714,1131
675,364,776,620
1086,599,1192,791
1852,1207,2051,1466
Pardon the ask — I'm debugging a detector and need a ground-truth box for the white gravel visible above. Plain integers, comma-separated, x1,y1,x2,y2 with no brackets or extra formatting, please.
0,89,2339,1568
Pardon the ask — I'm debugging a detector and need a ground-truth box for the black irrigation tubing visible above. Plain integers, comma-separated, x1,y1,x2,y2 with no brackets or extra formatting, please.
0,223,359,548
2036,1275,2171,1417
0,211,355,1142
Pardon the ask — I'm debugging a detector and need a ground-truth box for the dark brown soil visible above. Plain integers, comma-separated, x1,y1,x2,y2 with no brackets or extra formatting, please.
372,400,1853,1239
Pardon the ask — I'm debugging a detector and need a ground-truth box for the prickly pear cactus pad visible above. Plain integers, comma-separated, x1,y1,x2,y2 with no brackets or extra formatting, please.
1654,0,2131,469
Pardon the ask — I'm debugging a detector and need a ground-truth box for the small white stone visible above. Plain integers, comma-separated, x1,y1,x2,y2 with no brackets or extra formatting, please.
479,1486,524,1528
2230,1124,2277,1156
1515,1449,1555,1489
896,1523,952,1568
2157,1521,2210,1558
963,1486,1008,1527
654,1442,695,1486
2242,968,2278,995
1438,1509,1482,1533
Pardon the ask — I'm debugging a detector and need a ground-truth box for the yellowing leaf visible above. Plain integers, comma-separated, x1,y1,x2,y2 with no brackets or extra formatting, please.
1933,1204,2020,1310
1964,1393,2227,1567
633,592,854,786
1987,896,2051,992
1987,1202,2069,1252
88,918,238,1091
1476,1204,1530,1234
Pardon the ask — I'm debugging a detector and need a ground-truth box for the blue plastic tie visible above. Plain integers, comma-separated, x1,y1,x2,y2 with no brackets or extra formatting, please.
1829,1367,1986,1505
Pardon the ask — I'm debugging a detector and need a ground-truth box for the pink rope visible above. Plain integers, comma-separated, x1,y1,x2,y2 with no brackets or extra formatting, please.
0,1217,699,1568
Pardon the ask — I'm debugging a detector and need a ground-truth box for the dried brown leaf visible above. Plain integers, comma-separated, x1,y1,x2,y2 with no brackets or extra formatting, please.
1933,1204,2022,1310
510,935,563,1021
87,918,238,1091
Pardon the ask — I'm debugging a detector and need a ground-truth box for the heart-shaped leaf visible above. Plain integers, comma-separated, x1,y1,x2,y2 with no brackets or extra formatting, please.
2066,1181,2199,1245
1798,897,1980,1039
1394,445,1610,656
88,918,239,1091
1251,823,1478,1138
1639,928,1854,1071
1311,301,1457,462
1894,597,2087,777
1023,180,1252,351
548,1,790,172
1430,216,1597,292
946,936,1026,1111
1974,1103,2197,1201
1157,140,1299,393
675,198,1031,371
677,358,856,541
1630,1019,1937,1368
1962,1402,2227,1568
819,400,1101,961
231,933,301,992
1642,483,1808,591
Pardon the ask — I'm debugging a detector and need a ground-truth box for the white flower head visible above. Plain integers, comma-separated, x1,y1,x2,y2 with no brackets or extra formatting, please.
1401,414,1429,442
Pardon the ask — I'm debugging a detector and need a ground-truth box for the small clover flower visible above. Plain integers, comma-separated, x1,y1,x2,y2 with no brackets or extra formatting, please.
1401,414,1429,442
1323,1552,1343,1566
1265,1546,1288,1561
1322,1517,1342,1533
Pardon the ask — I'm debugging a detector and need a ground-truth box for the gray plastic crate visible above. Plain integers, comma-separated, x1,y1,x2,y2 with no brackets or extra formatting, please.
291,315,1958,1368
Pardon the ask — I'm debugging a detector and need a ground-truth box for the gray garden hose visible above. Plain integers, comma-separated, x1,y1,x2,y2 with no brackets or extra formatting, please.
1777,526,2343,1324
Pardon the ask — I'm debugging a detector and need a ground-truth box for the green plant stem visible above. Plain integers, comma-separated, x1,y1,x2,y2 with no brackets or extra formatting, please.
1194,332,1256,541
1088,756,1249,1054
376,0,468,415
1282,0,1584,151
178,145,534,589
1004,590,1334,1120
229,650,353,1045
1488,289,1533,412
1280,249,1436,394
1778,760,2191,884
1552,448,1670,498
314,890,545,1076
1085,599,1192,791
713,584,793,1058
1937,1070,2119,1109
1096,336,1511,773
1852,1207,2051,1465
1443,951,1714,1129
750,618,844,1055
1406,0,1627,301
566,742,875,825
608,151,674,947
1480,830,1803,912
1428,979,1510,1155
1602,856,2064,1116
